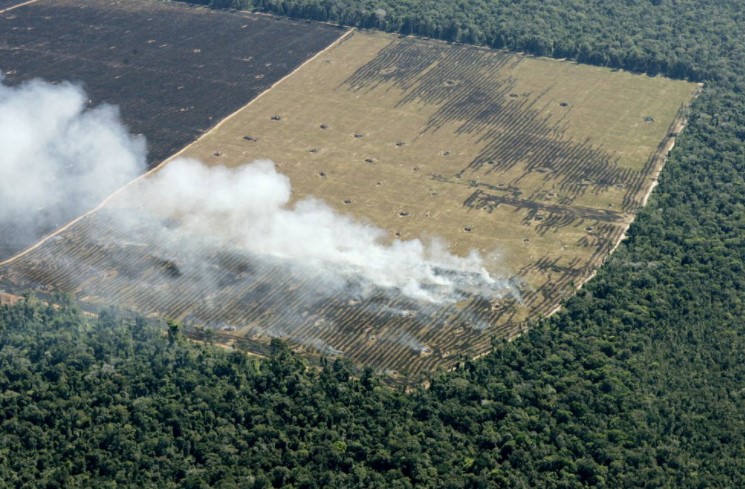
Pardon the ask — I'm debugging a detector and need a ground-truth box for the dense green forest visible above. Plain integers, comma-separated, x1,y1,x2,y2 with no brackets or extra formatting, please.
2,290,743,488
190,0,745,82
3,0,745,486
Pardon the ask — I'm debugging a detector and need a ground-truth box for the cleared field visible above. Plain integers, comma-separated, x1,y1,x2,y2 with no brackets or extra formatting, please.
0,0,344,259
0,30,698,376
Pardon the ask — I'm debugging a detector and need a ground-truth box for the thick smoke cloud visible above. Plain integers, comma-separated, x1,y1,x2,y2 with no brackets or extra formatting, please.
0,76,146,250
125,158,507,304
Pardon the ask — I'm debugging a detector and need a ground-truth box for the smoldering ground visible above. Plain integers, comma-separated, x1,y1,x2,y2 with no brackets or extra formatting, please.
43,157,515,356
122,158,511,305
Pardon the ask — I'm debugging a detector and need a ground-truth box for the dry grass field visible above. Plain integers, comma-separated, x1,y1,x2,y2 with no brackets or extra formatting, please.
1,29,698,376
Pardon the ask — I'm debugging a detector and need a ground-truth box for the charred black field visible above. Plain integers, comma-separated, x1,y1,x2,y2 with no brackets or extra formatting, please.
0,0,343,166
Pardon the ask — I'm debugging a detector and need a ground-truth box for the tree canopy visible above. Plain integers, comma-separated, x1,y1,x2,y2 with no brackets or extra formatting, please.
191,0,745,83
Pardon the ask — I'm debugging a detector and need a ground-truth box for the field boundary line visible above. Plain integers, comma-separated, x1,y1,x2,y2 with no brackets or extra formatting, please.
0,27,355,269
602,86,702,259
0,0,39,14
151,27,355,166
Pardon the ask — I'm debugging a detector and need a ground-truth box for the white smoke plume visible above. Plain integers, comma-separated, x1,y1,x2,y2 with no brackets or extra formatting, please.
126,158,508,304
0,76,510,305
0,76,146,252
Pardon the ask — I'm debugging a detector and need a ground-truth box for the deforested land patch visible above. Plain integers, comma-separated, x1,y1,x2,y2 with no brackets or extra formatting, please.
0,30,699,377
0,0,345,260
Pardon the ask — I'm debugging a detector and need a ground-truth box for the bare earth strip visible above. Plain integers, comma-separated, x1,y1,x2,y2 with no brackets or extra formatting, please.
0,30,698,377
